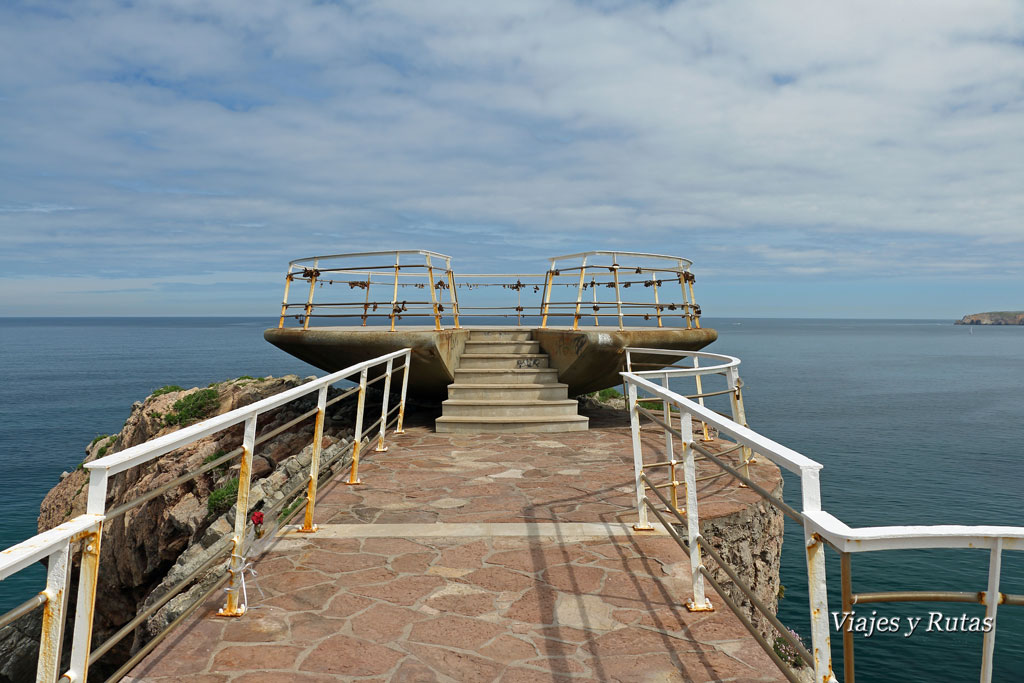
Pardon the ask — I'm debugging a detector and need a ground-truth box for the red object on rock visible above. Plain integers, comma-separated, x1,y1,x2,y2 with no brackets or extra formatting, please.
251,510,264,526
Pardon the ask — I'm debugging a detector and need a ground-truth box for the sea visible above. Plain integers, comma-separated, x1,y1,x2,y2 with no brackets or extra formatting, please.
0,316,1021,681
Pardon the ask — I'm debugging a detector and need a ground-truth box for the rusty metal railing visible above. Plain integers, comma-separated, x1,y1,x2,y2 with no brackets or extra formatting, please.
0,349,411,682
623,368,1024,683
541,251,700,330
622,348,752,517
276,250,701,331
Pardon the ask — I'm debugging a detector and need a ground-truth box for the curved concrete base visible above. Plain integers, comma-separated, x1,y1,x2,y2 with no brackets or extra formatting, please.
264,325,717,399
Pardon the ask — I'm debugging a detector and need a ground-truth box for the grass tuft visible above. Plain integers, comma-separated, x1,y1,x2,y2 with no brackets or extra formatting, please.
151,385,184,398
163,389,220,426
208,478,239,516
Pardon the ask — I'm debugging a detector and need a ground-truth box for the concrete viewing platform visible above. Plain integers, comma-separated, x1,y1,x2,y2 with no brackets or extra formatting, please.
127,408,786,682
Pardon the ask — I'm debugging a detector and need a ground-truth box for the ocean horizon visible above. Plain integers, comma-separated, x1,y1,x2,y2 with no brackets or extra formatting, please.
1,316,1021,681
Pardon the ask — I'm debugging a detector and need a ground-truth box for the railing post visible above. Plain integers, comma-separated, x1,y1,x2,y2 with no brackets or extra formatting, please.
220,415,256,617
652,274,663,327
679,272,692,329
390,253,400,332
66,471,108,682
840,552,855,683
540,265,555,328
692,356,711,441
801,466,833,682
680,410,712,612
687,272,701,329
361,272,372,326
299,386,328,533
302,265,318,331
347,368,369,485
67,524,103,682
573,257,587,330
980,538,1003,683
447,268,460,329
611,259,624,329
278,272,293,329
37,544,71,683
726,366,753,482
660,373,680,512
395,351,410,434
425,254,441,331
626,379,652,531
375,359,393,452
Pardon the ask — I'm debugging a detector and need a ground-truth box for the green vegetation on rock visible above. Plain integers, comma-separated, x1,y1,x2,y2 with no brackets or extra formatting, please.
151,385,184,397
163,389,220,426
208,477,239,516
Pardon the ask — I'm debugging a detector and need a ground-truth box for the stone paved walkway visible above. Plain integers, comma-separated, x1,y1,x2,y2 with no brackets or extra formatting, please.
128,408,785,682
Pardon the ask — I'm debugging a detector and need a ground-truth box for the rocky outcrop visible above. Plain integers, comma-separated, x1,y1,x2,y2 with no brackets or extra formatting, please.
1,375,371,681
956,311,1024,325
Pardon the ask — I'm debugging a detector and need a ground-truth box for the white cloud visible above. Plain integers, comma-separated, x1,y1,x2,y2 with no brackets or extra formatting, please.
0,0,1022,314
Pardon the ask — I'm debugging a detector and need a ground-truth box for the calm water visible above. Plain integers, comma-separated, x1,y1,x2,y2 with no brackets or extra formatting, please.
0,317,1021,681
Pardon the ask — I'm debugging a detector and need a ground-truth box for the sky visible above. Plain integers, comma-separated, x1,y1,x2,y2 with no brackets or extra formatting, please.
0,0,1022,318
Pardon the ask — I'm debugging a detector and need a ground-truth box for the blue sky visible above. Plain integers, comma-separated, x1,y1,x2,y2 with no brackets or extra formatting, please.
0,0,1022,318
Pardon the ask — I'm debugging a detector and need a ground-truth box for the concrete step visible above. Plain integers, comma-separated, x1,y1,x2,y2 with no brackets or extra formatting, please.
463,340,540,354
459,353,549,369
468,330,533,341
447,383,570,401
452,368,559,384
435,415,590,433
440,399,580,418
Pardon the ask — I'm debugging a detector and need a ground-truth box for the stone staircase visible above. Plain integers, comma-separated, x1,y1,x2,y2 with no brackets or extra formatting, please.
435,330,590,433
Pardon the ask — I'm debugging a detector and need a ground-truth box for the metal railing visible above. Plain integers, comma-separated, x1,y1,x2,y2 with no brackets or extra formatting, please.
622,348,752,516
277,250,701,331
623,361,1023,683
0,349,411,682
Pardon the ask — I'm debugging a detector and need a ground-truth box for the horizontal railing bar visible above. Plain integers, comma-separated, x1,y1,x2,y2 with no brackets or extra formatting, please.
642,473,688,527
852,591,982,605
289,249,452,266
802,510,1024,553
104,384,370,519
106,445,244,519
86,350,409,477
90,540,231,663
689,441,803,524
695,535,814,667
0,515,101,579
0,593,47,630
624,373,821,475
642,459,676,469
635,404,683,437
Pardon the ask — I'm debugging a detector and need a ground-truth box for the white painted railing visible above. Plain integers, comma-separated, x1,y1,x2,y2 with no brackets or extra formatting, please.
623,365,1023,683
0,349,411,682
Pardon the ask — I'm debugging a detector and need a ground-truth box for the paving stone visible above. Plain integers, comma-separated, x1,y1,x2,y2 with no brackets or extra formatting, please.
211,644,303,671
401,642,506,683
351,574,445,606
220,613,289,642
299,634,404,676
408,614,506,649
351,603,427,641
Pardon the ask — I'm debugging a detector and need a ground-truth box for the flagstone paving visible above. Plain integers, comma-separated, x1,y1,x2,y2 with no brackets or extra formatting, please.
128,407,786,682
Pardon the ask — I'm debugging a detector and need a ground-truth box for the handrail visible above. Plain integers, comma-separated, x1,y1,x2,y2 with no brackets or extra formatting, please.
0,349,412,682
276,250,702,331
622,362,1022,683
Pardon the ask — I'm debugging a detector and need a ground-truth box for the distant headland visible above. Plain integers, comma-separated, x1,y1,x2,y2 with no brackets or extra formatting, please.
955,311,1024,325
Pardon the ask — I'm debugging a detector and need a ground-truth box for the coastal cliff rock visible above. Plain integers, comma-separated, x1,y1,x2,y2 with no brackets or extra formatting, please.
0,375,367,681
956,311,1024,325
